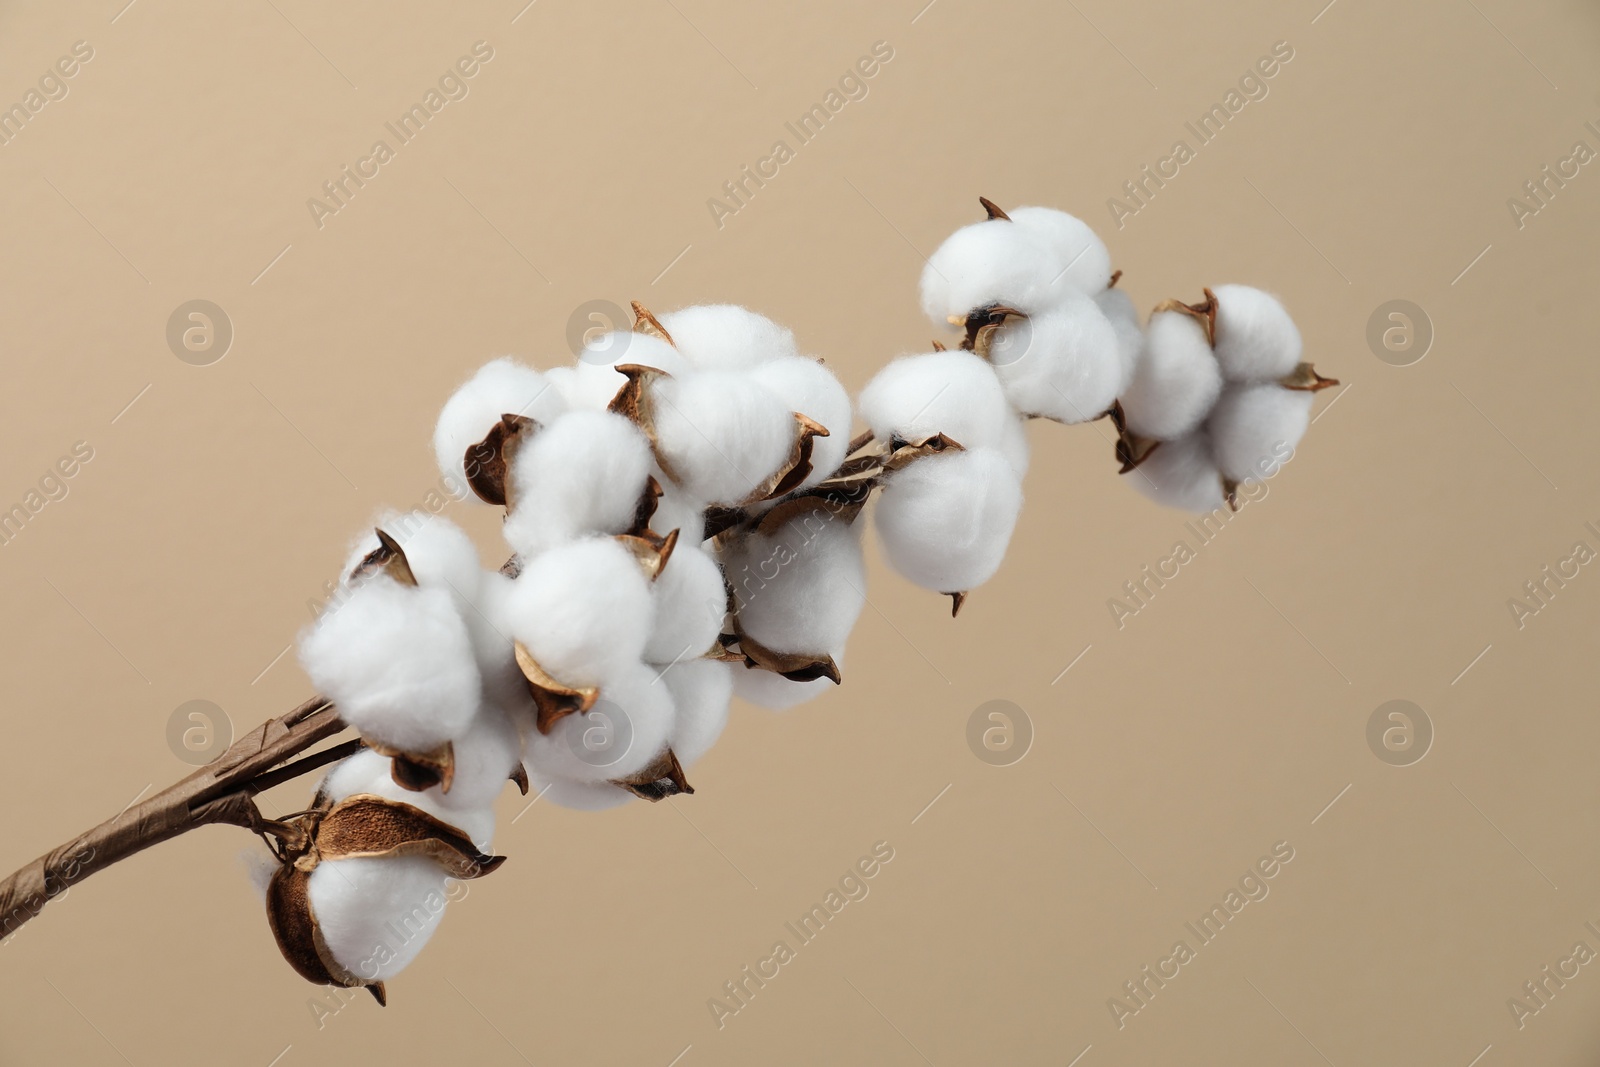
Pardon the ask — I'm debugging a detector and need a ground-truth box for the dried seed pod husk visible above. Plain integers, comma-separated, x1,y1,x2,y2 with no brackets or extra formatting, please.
349,529,417,587
1152,289,1218,346
979,196,1011,221
959,303,1024,352
930,339,948,352
1109,269,1123,288
1278,363,1339,392
730,621,842,684
702,504,748,541
366,739,456,795
884,433,965,472
627,475,664,537
607,364,679,481
631,300,675,346
610,747,693,801
738,413,831,505
947,591,967,617
464,413,539,507
1223,476,1241,513
615,528,680,582
751,483,871,538
514,641,600,734
509,761,530,796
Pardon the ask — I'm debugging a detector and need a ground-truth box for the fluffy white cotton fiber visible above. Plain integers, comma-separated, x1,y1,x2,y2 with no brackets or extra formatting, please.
1206,383,1311,484
651,477,707,544
727,514,865,655
657,305,799,371
998,412,1031,479
345,513,482,603
920,220,1063,322
501,410,653,557
300,577,482,755
504,537,653,687
545,362,633,412
433,705,523,812
858,350,1012,451
1007,206,1113,295
748,356,852,487
652,371,798,505
874,447,1023,592
580,330,690,377
662,660,733,767
434,359,566,494
1211,285,1302,383
1119,310,1223,440
523,662,675,783
1128,432,1225,513
1093,286,1143,394
307,854,452,982
644,544,727,665
986,293,1121,423
320,748,496,849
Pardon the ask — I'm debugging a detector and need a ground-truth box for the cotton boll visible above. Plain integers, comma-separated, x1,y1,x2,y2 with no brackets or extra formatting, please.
434,359,566,493
919,220,1063,323
523,662,675,783
1211,285,1302,383
657,305,799,371
1119,310,1223,440
320,749,496,849
432,705,523,812
299,578,481,755
644,545,727,664
857,351,1012,451
307,854,452,983
1128,432,1225,513
1206,383,1312,484
726,515,865,655
652,477,706,543
545,362,630,412
580,331,690,376
1007,206,1113,295
748,356,852,487
661,660,733,766
987,293,1122,423
460,570,523,710
732,651,843,711
874,447,1023,593
997,412,1031,479
652,371,797,505
344,513,482,603
501,410,653,557
504,538,653,687
1093,287,1143,396
527,775,634,812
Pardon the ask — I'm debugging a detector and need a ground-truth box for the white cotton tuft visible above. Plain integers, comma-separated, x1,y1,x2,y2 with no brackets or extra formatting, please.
645,544,727,665
299,577,481,755
308,854,452,983
545,362,630,412
997,412,1030,479
1007,206,1113,295
874,447,1023,593
504,537,653,687
460,570,524,710
651,477,707,543
320,748,496,851
1206,383,1312,484
501,410,653,557
732,651,843,711
434,359,566,495
523,662,675,783
987,293,1122,423
527,776,634,812
657,305,799,371
1129,432,1225,513
580,330,690,376
1093,287,1143,397
747,356,853,487
857,350,1012,451
652,371,798,505
1119,310,1223,440
433,705,523,812
726,514,865,655
1210,285,1302,383
919,220,1063,323
661,659,733,767
344,513,482,603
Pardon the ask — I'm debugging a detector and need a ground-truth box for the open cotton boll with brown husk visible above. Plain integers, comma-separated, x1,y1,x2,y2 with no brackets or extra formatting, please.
546,330,693,414
981,291,1123,424
650,370,807,506
733,648,846,711
1206,382,1312,485
1005,205,1114,296
662,660,734,767
318,749,498,850
500,409,654,558
1119,306,1223,441
1210,284,1303,383
747,355,853,489
343,513,484,601
433,358,567,493
644,543,727,665
656,304,799,371
503,537,654,689
857,350,1014,451
873,446,1023,598
1127,431,1227,514
725,509,866,660
919,212,1067,324
523,662,677,787
298,571,481,761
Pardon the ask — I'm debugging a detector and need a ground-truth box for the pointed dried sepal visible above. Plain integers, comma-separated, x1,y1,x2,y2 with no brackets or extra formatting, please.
930,339,948,352
349,529,418,587
979,196,1011,221
315,793,505,879
1109,269,1123,288
514,641,600,734
509,761,530,796
961,304,1025,353
885,433,965,472
752,484,871,537
628,475,664,537
740,413,831,505
367,983,388,1007
464,413,539,507
630,300,675,346
947,591,967,617
607,364,680,481
367,739,456,795
1222,476,1241,513
1152,289,1218,346
702,504,749,542
611,747,694,802
733,621,842,684
1116,431,1162,474
616,528,680,582
1278,362,1340,392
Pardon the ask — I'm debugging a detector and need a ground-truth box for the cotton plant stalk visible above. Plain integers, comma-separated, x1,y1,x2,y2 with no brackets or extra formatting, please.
0,198,1335,1003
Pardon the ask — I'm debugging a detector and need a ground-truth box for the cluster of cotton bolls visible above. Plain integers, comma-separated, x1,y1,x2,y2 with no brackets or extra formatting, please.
262,198,1332,1003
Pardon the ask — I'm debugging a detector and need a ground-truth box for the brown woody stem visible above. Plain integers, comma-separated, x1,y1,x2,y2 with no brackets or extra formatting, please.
0,695,349,942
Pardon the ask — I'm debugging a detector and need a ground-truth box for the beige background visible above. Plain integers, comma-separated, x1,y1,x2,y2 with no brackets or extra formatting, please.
0,0,1597,1063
